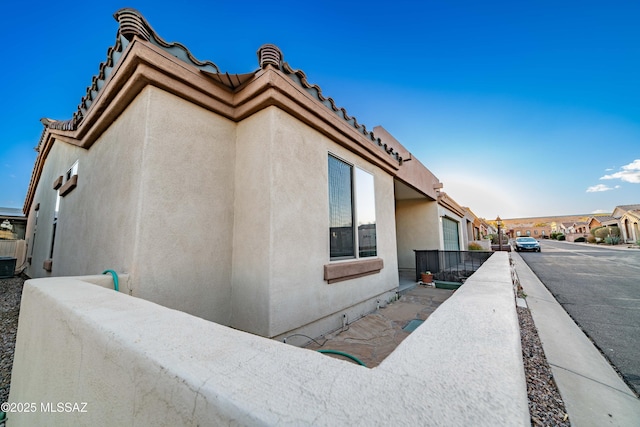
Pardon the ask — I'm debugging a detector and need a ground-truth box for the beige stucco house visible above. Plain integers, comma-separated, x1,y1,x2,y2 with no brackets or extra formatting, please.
612,204,640,243
22,8,455,340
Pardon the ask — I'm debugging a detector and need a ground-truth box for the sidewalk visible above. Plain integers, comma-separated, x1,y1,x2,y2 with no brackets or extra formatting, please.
512,251,640,426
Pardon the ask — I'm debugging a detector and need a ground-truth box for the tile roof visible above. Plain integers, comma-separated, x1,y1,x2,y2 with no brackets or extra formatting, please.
38,9,402,164
255,44,402,162
0,207,25,218
40,8,227,142
591,215,617,223
616,204,640,212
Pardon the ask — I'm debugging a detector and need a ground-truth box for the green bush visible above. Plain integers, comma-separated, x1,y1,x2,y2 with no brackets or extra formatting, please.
594,226,620,240
468,242,483,251
488,234,508,244
604,235,620,245
557,234,566,241
574,236,586,242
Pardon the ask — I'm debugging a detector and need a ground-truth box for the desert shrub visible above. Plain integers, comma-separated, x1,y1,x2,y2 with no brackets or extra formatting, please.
468,242,483,251
594,226,620,240
604,235,620,245
590,226,603,236
557,234,566,241
489,234,506,244
574,236,586,242
586,235,596,243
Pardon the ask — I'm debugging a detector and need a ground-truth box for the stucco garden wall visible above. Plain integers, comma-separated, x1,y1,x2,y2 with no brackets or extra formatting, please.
9,252,529,426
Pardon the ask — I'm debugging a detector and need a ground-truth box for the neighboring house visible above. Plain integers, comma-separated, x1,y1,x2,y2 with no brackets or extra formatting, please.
612,204,640,243
503,220,551,240
574,221,589,234
0,207,27,240
462,207,491,249
0,207,28,273
22,9,450,341
560,222,575,235
588,215,618,231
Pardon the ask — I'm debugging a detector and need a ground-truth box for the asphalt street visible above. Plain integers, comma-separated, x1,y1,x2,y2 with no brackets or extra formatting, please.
518,240,640,396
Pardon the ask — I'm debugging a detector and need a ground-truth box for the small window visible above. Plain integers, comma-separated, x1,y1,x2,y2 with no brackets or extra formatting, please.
59,161,78,197
66,161,78,181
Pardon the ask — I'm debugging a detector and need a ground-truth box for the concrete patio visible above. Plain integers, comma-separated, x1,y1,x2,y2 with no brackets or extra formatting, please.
305,284,454,367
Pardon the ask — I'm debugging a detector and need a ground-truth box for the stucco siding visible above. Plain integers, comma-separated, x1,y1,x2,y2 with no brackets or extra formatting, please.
395,199,440,273
54,92,148,279
132,87,236,324
25,86,237,325
230,108,273,335
231,107,398,337
25,91,149,279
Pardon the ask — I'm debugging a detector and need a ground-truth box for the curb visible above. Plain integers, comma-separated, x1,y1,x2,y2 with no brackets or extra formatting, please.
511,251,640,426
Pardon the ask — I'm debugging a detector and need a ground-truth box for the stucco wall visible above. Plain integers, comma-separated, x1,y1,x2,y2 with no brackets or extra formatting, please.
49,91,147,279
25,87,237,324
395,199,440,273
24,96,145,280
25,88,401,338
232,107,398,337
9,253,529,426
130,87,236,324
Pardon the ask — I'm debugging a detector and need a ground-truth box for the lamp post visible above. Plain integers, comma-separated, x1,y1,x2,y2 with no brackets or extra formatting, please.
496,216,502,251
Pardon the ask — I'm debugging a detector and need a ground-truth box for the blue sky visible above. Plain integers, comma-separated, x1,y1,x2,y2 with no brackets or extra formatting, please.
1,0,638,219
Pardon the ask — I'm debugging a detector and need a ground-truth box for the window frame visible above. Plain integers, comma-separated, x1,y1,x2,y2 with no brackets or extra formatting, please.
328,154,377,261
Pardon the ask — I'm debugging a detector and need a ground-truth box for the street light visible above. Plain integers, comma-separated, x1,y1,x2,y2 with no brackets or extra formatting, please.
496,216,503,251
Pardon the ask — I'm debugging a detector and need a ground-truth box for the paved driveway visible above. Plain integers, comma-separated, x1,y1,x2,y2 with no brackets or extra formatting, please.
519,240,640,395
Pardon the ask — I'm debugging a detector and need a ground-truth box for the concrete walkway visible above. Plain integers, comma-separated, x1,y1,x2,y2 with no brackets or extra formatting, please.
304,285,454,367
512,251,640,427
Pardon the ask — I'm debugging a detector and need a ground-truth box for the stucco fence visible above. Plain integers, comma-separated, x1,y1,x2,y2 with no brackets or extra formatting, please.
8,252,529,426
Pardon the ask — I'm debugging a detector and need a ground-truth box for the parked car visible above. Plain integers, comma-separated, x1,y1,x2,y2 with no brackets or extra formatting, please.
514,237,541,252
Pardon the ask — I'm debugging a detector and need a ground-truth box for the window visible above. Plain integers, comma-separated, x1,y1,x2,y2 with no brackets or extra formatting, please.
29,206,39,262
328,155,377,259
49,192,60,260
48,161,78,265
60,161,78,197
66,161,78,180
442,217,460,251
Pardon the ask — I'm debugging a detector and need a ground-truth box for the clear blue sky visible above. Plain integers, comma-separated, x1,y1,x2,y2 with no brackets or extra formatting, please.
1,0,638,219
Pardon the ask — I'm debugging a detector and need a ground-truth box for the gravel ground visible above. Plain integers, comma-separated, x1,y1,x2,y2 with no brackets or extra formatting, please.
1,275,569,424
518,305,571,426
1,275,24,406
